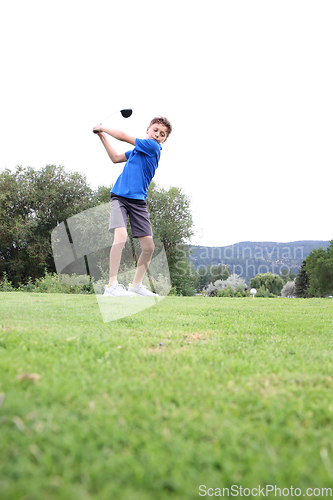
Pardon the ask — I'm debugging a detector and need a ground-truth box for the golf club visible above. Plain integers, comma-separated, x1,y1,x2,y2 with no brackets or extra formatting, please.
93,108,132,133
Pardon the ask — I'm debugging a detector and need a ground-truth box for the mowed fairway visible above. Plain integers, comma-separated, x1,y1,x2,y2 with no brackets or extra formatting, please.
1,293,333,499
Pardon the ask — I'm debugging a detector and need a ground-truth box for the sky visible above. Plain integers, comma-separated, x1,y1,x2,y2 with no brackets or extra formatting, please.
1,0,332,247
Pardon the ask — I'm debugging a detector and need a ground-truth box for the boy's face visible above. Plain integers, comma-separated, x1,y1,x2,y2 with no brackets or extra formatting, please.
146,123,168,144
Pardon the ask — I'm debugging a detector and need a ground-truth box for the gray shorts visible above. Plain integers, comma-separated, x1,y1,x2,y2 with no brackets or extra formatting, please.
109,194,153,238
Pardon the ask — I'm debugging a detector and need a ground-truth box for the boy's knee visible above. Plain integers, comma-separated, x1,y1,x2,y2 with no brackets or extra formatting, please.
141,237,154,255
147,241,155,256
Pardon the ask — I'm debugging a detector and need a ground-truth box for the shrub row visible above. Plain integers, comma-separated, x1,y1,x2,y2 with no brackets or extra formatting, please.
0,271,94,294
0,270,174,296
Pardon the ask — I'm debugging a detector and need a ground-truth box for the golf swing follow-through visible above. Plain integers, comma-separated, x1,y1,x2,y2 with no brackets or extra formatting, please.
93,112,172,297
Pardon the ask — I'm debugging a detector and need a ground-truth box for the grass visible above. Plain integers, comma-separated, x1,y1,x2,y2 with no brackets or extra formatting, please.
0,293,333,499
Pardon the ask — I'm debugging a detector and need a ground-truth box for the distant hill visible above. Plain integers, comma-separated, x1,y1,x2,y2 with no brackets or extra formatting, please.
189,240,330,285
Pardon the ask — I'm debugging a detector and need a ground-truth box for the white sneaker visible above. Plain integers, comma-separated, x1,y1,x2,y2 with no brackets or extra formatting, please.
103,281,134,297
128,283,159,297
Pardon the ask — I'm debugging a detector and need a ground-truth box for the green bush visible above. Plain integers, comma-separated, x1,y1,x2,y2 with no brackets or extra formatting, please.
17,276,35,292
216,287,250,298
251,272,284,295
1,271,94,294
255,285,277,298
45,273,93,294
0,272,15,292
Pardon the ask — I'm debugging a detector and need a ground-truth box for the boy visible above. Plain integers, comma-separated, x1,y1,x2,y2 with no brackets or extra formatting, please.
93,117,172,297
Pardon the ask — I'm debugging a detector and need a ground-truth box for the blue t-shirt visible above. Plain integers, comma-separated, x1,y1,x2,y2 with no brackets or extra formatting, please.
111,138,162,200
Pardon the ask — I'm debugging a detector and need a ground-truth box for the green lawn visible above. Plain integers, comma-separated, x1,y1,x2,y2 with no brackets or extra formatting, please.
0,293,333,499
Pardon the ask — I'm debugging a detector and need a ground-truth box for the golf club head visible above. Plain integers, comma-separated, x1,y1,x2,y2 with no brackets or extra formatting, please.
120,109,132,118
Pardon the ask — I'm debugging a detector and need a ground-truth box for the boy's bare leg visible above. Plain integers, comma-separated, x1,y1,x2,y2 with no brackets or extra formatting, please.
132,236,155,287
109,227,128,286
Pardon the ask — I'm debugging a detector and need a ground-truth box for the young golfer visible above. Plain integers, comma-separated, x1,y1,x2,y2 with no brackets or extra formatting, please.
93,117,172,297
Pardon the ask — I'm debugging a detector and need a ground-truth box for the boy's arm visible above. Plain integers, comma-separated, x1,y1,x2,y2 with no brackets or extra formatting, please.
96,132,127,164
93,125,136,146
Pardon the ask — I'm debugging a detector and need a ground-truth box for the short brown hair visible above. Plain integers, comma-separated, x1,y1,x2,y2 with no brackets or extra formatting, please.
149,116,172,137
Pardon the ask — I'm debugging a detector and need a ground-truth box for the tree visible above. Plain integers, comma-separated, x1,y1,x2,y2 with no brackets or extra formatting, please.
304,241,333,296
0,165,94,286
250,272,285,296
295,260,310,298
147,182,193,252
146,182,195,295
92,184,113,205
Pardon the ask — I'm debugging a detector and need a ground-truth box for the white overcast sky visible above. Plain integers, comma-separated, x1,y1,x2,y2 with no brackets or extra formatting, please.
1,0,332,247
